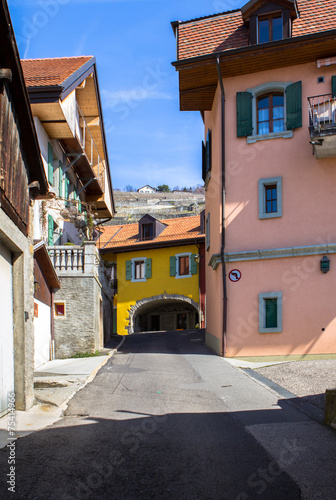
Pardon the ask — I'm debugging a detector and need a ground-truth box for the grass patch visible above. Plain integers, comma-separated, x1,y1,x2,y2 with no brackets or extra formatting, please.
71,350,102,359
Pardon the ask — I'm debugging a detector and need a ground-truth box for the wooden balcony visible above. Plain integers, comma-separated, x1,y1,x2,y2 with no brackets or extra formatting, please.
308,94,336,158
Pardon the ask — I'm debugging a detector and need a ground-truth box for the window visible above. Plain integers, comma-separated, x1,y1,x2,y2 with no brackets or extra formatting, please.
170,253,198,279
142,223,154,241
202,129,212,183
237,81,302,142
134,260,145,280
55,303,65,317
179,255,190,276
259,292,282,333
259,177,282,219
257,93,284,135
126,258,152,282
258,14,283,44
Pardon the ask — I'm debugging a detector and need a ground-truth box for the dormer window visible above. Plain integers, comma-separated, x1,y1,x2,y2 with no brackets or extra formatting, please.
138,214,167,242
142,223,154,241
258,13,283,44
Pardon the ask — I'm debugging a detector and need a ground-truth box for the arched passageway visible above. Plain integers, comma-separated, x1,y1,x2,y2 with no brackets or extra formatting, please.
127,295,199,334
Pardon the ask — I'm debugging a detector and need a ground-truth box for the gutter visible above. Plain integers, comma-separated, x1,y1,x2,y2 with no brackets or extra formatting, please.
216,56,227,358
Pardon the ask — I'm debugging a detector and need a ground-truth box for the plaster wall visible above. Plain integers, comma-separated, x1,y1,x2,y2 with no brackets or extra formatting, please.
105,244,200,335
204,61,336,356
34,299,51,368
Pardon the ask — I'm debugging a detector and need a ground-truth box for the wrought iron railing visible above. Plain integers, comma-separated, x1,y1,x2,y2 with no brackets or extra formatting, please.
308,94,336,137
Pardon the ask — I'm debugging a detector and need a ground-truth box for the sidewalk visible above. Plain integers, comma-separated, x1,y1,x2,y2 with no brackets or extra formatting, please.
0,338,123,450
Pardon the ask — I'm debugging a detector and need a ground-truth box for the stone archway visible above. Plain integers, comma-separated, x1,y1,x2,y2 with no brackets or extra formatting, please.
126,294,199,334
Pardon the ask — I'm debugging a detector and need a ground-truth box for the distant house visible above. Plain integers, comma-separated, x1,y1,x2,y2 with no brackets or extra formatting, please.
137,185,156,194
98,214,205,335
22,56,116,357
0,0,49,414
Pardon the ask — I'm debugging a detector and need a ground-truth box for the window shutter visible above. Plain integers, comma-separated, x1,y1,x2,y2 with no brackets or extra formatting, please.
58,161,63,197
191,254,198,275
237,92,253,137
170,256,176,277
202,141,206,182
286,81,302,130
48,215,54,246
146,258,152,279
206,129,212,175
206,213,210,251
332,76,336,98
64,173,69,200
48,143,54,185
126,261,132,281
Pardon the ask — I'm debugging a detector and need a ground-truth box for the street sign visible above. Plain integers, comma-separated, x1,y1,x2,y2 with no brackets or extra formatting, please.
229,269,241,282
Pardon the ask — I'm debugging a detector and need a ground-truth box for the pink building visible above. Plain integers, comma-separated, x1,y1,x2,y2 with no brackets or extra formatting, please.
173,0,336,359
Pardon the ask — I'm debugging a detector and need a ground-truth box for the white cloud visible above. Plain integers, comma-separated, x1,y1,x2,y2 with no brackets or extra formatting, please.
102,88,173,108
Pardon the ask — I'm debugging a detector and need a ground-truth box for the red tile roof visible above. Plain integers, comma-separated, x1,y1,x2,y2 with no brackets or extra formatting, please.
21,56,93,88
98,215,204,252
177,0,336,61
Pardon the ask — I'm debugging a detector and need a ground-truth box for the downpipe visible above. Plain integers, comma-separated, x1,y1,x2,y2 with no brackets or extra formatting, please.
216,56,227,357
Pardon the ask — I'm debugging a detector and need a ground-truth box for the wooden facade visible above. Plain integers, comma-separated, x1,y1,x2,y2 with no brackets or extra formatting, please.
0,75,30,235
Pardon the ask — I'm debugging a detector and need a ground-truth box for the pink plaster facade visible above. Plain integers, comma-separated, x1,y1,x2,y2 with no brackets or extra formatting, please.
203,61,336,357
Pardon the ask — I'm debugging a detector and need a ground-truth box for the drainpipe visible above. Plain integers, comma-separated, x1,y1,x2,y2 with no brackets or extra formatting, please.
216,56,227,357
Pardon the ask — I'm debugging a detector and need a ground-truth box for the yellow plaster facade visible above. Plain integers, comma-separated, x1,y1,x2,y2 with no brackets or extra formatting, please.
103,244,200,335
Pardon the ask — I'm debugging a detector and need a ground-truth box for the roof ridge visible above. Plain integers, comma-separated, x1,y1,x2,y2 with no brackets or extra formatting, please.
22,55,93,62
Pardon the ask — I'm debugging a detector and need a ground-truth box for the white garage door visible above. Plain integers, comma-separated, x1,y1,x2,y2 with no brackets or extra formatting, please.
0,243,14,415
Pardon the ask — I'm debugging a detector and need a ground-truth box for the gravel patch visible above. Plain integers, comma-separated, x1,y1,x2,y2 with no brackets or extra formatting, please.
255,359,336,411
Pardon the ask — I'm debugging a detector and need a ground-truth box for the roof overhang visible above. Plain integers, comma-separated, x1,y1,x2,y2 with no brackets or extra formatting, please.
34,242,61,289
173,29,336,111
100,236,205,254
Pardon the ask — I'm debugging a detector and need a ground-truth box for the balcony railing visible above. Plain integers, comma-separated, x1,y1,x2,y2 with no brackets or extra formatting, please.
308,94,336,137
48,246,85,273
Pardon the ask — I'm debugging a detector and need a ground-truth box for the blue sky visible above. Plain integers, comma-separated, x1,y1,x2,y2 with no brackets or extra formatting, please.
8,0,243,190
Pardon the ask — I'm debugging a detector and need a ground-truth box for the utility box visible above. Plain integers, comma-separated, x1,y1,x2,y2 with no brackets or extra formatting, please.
325,389,336,429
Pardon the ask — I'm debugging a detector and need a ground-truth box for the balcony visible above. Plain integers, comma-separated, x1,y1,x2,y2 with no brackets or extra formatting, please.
308,94,336,158
48,241,99,277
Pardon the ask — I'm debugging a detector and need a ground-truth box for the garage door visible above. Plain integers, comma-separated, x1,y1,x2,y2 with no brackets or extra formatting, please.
0,243,14,415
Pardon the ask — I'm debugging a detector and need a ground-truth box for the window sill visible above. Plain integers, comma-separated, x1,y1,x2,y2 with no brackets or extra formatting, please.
131,278,147,283
176,274,192,279
247,130,293,144
259,212,282,219
259,327,282,334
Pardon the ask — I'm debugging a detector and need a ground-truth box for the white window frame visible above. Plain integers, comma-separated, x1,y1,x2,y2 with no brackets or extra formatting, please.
259,176,282,219
131,257,147,282
246,81,293,143
259,292,282,333
175,252,192,279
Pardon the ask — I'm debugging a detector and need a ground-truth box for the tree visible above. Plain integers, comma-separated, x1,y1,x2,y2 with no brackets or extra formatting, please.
157,184,170,192
125,185,135,192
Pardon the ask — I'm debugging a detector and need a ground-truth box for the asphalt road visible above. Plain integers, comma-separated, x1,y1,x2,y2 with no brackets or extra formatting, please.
0,331,314,499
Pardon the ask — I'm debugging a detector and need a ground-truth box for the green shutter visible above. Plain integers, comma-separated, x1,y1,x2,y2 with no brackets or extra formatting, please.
332,76,336,98
126,261,132,281
191,254,198,275
206,129,212,174
286,81,302,130
48,143,54,185
146,258,152,279
78,195,82,213
237,92,253,137
170,256,176,277
64,173,69,200
48,215,54,246
58,161,63,198
265,298,277,329
202,141,206,182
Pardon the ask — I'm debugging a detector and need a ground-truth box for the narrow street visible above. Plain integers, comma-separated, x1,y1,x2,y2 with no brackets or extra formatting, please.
1,331,335,499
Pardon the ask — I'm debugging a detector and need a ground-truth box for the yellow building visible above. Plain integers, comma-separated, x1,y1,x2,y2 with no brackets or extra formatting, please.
98,214,205,335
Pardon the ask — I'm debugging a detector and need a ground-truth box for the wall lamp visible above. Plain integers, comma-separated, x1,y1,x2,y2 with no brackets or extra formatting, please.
320,255,330,274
